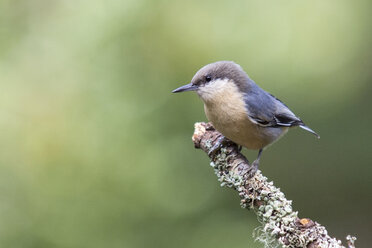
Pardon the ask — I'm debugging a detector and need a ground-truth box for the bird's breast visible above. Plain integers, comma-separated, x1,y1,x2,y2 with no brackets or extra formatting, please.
201,81,285,149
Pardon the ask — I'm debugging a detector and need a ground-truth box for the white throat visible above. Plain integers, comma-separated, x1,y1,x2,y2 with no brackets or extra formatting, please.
196,78,236,103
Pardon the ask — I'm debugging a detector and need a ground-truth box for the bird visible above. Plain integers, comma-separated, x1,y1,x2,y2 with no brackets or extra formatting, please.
172,61,319,174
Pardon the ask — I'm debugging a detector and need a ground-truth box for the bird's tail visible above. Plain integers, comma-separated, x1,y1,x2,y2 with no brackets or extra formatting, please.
300,125,320,139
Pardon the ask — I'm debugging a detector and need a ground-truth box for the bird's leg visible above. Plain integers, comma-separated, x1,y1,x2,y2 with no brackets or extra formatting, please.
248,148,263,178
208,135,234,157
238,145,243,152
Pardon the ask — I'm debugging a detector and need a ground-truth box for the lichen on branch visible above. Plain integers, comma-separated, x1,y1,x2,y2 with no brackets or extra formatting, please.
192,122,356,248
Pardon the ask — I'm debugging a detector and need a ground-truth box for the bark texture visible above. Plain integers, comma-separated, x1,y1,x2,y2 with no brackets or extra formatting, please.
192,122,356,248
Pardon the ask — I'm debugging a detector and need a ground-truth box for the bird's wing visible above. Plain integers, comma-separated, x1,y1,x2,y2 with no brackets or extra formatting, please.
244,86,320,138
243,86,303,128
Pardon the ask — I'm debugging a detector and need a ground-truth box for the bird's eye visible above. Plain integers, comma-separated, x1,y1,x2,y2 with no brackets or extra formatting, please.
205,75,212,82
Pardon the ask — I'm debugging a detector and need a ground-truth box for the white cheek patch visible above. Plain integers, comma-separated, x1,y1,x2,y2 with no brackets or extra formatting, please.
197,78,231,102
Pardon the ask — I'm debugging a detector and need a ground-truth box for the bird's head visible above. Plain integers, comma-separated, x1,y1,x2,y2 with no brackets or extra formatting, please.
172,61,250,103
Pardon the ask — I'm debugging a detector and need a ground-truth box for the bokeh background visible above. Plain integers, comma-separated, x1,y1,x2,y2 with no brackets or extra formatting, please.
0,0,371,247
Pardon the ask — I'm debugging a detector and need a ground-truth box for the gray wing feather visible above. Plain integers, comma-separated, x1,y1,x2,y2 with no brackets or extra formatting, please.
243,80,319,138
243,83,303,128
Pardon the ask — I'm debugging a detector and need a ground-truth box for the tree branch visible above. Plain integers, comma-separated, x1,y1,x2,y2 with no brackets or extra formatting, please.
192,122,356,248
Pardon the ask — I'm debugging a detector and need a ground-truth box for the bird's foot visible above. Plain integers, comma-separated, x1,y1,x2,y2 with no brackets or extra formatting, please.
205,124,215,131
208,136,233,157
238,145,243,152
247,159,259,178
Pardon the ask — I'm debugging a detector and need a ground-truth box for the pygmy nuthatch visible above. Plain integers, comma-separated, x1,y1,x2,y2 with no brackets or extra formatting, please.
172,61,319,172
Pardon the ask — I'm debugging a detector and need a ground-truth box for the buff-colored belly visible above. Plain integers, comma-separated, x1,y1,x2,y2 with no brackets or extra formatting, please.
198,78,287,150
204,104,287,150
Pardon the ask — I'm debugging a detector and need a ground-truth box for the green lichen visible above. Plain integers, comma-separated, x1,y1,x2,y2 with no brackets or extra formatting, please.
194,122,354,248
208,146,347,248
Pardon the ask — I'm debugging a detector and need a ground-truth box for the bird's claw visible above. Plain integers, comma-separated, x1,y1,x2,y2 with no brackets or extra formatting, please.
205,125,215,131
247,159,259,178
238,145,243,152
208,136,231,157
208,138,224,157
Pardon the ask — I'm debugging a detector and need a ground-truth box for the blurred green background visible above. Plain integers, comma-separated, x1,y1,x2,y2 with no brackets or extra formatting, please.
0,0,371,247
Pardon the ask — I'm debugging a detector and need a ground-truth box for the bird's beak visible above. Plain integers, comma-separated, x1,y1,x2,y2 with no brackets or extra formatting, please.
172,83,198,93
